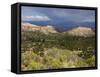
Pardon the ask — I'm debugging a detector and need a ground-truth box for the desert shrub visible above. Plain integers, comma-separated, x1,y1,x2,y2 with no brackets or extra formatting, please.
43,56,63,69
21,50,42,71
85,55,95,67
21,31,95,53
26,61,44,70
21,31,95,70
50,59,63,69
78,47,95,59
74,59,88,67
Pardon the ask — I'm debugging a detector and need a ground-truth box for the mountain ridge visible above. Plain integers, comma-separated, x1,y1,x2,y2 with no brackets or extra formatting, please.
67,26,95,37
21,23,58,34
21,22,95,37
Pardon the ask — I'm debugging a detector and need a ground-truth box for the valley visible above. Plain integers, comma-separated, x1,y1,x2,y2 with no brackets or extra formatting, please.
21,23,95,71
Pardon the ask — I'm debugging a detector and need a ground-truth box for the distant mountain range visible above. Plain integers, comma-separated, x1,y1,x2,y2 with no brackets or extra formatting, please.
22,22,95,37
22,21,95,32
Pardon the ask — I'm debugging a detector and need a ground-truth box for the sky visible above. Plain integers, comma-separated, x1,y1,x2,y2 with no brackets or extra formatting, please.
21,6,95,32
21,6,95,23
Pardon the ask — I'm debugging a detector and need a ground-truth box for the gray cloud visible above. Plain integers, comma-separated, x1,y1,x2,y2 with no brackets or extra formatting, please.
22,6,95,23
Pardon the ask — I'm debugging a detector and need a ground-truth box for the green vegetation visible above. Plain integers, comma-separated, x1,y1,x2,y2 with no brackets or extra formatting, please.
21,31,95,71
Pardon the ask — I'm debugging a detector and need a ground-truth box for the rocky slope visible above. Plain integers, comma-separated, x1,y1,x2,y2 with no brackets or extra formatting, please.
21,23,58,34
22,23,95,37
67,26,95,37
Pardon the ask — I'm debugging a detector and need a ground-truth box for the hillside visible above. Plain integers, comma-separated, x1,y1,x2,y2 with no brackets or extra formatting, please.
21,23,95,71
67,26,95,37
22,23,95,37
21,23,58,34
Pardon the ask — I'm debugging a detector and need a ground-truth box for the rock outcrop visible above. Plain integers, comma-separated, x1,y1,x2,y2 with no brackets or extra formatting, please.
67,26,95,37
21,23,58,34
